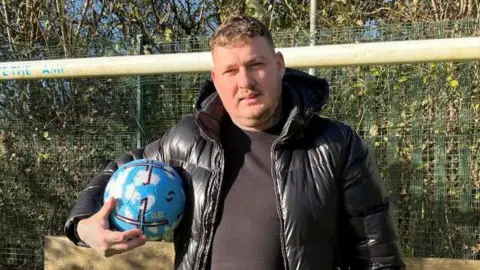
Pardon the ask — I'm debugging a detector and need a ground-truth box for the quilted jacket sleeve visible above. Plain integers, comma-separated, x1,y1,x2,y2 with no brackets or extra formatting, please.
339,128,406,270
64,138,166,246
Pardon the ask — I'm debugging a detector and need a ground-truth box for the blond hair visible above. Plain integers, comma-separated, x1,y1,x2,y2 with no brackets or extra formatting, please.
209,15,275,51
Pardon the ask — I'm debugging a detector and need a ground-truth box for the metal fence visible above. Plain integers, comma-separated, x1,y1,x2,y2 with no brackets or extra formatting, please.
1,19,479,269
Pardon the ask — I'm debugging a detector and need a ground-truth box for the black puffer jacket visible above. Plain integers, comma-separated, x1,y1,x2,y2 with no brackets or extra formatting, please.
65,69,405,270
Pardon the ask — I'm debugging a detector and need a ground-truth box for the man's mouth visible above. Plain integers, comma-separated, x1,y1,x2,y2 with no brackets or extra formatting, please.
240,93,260,101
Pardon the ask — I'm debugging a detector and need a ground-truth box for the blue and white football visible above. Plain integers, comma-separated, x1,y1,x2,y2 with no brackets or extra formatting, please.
103,159,185,241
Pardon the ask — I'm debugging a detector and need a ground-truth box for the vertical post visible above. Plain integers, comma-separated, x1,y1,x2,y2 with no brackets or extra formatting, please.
309,0,316,76
136,34,144,149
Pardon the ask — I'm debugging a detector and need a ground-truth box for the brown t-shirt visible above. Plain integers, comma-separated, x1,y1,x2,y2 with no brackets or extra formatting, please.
210,116,285,270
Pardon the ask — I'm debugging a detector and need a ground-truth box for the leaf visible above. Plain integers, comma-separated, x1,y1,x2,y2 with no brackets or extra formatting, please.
449,79,459,88
165,29,173,43
369,124,379,137
398,76,408,82
353,81,363,88
336,15,344,23
370,68,380,76
43,131,50,141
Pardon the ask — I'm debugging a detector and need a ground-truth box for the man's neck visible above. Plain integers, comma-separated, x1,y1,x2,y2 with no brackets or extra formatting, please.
234,103,284,132
267,102,284,130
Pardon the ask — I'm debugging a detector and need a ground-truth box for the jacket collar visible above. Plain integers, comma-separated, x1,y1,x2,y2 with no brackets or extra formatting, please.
195,68,330,143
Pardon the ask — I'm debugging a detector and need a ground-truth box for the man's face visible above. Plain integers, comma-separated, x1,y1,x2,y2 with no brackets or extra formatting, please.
211,36,285,130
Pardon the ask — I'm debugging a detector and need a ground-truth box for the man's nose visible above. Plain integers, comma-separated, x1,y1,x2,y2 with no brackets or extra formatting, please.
237,68,254,89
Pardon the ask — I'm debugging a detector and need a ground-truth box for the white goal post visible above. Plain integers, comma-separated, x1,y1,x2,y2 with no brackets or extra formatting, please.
1,37,480,81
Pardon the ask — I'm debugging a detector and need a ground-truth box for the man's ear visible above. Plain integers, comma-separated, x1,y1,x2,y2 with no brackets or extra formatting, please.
211,70,218,88
275,51,286,78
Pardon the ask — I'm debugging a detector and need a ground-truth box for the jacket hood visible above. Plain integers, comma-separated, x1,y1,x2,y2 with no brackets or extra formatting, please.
194,68,329,142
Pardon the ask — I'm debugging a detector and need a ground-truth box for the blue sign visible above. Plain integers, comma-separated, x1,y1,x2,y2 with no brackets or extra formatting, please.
0,65,32,76
0,63,65,77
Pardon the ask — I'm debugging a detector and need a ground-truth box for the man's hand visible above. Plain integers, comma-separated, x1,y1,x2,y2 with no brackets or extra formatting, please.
76,197,147,257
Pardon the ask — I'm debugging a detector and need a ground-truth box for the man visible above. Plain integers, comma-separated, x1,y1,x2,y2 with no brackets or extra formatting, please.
65,15,406,269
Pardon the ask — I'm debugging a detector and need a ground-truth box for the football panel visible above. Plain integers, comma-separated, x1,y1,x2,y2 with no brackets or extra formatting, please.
110,203,139,232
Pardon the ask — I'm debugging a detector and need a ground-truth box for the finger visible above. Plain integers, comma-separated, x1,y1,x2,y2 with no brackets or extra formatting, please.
106,235,147,256
105,229,145,244
98,197,116,217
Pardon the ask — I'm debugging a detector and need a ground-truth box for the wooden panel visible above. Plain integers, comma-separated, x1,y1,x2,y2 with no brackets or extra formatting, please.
406,257,480,270
44,236,174,270
45,236,480,270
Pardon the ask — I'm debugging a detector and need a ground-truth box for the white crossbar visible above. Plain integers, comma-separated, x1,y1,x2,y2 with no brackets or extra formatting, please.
1,37,479,80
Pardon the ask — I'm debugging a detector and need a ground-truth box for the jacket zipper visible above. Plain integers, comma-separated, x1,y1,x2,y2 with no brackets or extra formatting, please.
194,187,210,270
201,146,224,269
271,111,299,270
194,134,224,270
195,111,297,269
271,138,289,270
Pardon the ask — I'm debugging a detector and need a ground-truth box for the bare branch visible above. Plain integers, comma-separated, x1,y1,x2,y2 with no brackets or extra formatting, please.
437,0,445,20
177,0,188,17
466,0,473,17
151,0,165,27
268,0,276,29
91,0,105,38
55,0,69,57
27,1,42,57
430,0,440,21
193,0,207,34
361,7,392,16
186,0,192,17
283,0,299,21
1,0,18,58
168,0,190,34
476,0,480,20
460,0,466,16
74,0,90,39
34,13,50,49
